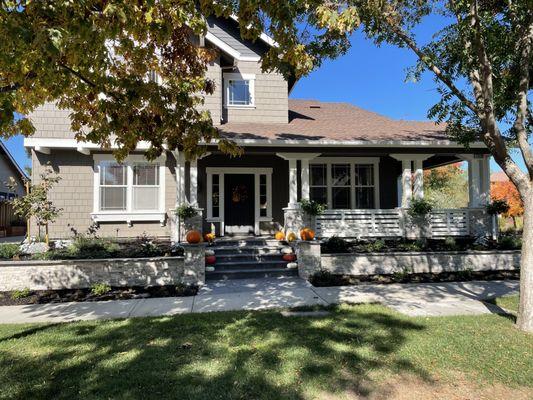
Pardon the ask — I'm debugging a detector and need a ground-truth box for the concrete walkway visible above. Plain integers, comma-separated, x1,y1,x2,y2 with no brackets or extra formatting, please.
0,278,519,324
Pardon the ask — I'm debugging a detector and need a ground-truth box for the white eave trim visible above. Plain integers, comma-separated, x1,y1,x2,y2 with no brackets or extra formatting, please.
24,137,488,150
229,14,279,48
205,31,261,62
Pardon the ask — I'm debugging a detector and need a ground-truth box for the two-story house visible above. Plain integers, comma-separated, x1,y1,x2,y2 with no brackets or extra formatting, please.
24,16,493,241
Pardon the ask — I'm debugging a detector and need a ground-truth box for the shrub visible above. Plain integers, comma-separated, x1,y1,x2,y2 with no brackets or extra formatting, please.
0,243,20,259
443,237,460,251
408,198,434,218
498,235,522,250
360,239,385,253
323,236,351,253
299,199,326,216
72,237,120,259
397,240,424,252
392,266,413,282
129,233,163,257
487,199,510,215
309,269,335,286
11,287,31,300
456,264,475,280
90,282,111,296
176,204,198,219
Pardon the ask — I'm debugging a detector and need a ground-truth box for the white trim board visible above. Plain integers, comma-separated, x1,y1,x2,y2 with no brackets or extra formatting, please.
25,137,488,150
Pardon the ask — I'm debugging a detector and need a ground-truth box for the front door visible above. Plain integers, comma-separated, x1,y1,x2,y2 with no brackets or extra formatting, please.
224,174,255,235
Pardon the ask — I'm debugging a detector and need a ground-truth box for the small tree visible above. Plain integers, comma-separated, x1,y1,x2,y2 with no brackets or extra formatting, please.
8,166,62,245
491,180,524,229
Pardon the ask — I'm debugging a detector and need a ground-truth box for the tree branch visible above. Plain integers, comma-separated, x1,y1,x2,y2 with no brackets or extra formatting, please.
513,21,533,178
383,21,479,114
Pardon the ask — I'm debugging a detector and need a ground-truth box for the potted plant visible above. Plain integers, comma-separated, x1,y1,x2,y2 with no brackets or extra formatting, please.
299,199,326,231
407,198,434,239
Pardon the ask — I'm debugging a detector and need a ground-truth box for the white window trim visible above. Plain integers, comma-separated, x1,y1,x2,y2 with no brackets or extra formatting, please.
224,73,256,108
205,167,273,236
92,154,166,226
310,157,380,209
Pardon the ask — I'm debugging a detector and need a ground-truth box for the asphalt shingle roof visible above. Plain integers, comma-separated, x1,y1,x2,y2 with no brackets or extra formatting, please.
218,99,447,142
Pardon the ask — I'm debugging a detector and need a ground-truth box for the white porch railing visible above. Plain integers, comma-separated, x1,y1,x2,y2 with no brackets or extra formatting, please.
316,209,403,238
430,209,470,237
315,208,490,239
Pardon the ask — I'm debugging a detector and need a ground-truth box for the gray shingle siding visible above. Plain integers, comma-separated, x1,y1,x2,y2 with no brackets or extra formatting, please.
207,17,267,58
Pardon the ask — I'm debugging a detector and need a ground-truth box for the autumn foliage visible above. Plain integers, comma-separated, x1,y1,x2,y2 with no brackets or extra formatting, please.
491,181,523,218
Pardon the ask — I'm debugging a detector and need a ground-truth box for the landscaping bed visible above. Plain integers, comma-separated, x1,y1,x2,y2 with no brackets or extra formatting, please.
320,235,522,254
310,269,520,287
0,283,198,306
0,236,182,262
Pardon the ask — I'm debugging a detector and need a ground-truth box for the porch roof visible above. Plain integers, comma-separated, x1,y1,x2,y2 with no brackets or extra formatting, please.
218,99,450,144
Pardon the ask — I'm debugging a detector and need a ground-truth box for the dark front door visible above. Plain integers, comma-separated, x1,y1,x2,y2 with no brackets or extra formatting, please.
225,174,255,235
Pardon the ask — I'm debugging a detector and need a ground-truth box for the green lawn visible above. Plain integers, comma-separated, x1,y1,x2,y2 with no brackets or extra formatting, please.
0,304,532,400
491,294,520,313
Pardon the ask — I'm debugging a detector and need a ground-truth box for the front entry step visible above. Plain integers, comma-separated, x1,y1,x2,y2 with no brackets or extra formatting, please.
206,238,296,281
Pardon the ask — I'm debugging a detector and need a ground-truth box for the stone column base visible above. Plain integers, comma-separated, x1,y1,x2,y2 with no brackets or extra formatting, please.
295,240,322,280
283,205,304,236
182,243,205,285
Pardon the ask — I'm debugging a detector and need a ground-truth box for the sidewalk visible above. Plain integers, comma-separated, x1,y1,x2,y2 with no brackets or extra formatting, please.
0,278,519,324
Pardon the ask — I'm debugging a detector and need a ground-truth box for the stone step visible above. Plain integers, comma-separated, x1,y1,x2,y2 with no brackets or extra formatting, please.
214,253,285,263
211,246,284,256
213,260,290,271
206,267,298,280
212,239,285,248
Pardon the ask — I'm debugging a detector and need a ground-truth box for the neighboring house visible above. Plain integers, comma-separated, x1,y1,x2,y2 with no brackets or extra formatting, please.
24,17,493,240
0,141,26,200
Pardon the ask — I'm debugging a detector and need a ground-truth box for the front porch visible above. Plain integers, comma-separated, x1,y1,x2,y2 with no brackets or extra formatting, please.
174,148,493,240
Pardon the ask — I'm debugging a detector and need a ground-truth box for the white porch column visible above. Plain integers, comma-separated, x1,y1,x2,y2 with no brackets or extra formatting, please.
401,160,413,207
277,153,321,206
174,151,185,206
190,158,198,206
391,154,433,207
480,155,491,205
301,158,310,200
189,152,211,207
413,159,424,200
464,155,483,207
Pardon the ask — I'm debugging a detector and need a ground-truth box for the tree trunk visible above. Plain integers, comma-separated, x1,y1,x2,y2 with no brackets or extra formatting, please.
517,191,533,332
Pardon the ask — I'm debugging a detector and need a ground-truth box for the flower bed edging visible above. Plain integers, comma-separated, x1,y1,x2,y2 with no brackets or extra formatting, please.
320,250,521,276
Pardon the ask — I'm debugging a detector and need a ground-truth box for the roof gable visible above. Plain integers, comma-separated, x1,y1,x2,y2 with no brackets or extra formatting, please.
206,16,271,61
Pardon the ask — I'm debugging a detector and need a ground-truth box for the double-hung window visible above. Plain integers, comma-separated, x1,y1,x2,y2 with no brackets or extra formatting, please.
309,160,378,209
132,164,160,211
225,73,255,107
100,163,127,211
94,156,165,221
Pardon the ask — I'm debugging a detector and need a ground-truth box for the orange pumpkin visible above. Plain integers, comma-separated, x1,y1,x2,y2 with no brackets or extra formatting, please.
204,232,216,243
300,228,315,241
205,255,216,265
186,230,202,244
274,231,285,241
282,253,296,262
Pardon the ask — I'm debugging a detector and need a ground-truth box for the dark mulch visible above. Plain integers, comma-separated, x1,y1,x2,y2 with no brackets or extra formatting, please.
310,270,520,287
0,284,198,306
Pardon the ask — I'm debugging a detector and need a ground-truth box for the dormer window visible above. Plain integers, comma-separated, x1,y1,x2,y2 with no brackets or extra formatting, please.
224,73,255,108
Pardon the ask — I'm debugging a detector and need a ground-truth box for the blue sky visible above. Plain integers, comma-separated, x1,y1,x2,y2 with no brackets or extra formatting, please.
2,18,529,175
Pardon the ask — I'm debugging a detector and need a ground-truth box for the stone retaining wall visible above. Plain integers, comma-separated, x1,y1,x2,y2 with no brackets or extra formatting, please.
0,257,187,291
320,250,521,276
